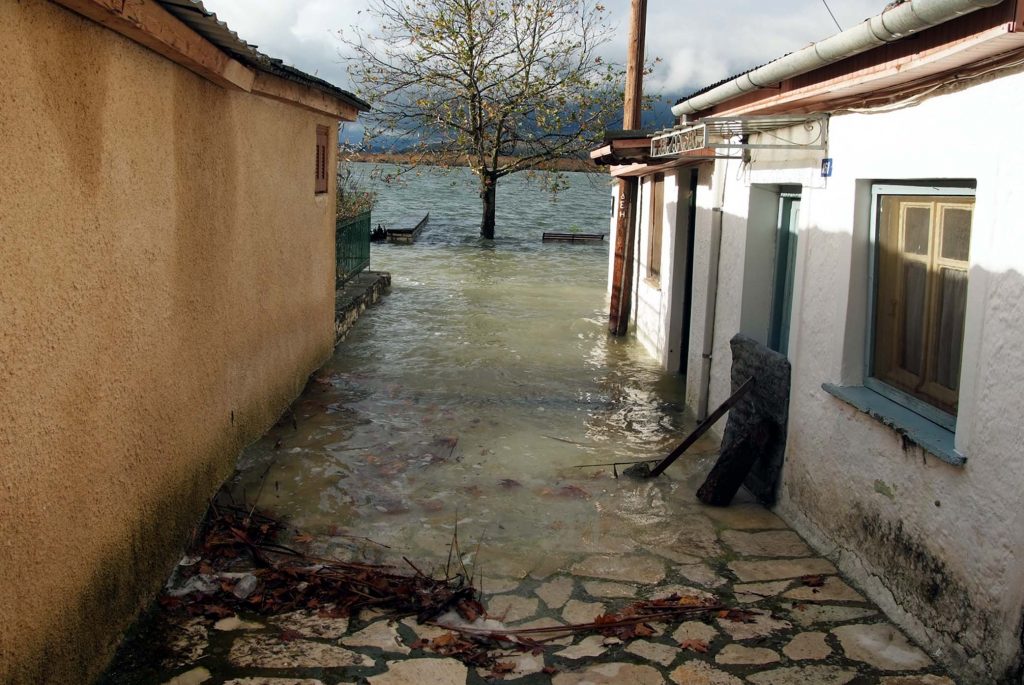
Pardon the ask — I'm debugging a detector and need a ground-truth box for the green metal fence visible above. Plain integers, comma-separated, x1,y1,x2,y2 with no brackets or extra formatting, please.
336,210,371,286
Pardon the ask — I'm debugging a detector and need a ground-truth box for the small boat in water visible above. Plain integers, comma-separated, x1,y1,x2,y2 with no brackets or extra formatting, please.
386,213,430,244
542,232,605,243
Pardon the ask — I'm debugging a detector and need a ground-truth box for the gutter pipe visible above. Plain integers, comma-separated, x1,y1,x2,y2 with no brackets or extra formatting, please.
696,162,727,421
671,0,1006,117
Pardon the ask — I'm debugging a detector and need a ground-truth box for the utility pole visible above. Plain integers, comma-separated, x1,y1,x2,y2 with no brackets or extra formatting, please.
608,0,647,336
622,0,646,131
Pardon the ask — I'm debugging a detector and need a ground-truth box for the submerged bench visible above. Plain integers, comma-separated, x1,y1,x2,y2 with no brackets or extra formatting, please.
542,232,606,243
387,213,430,244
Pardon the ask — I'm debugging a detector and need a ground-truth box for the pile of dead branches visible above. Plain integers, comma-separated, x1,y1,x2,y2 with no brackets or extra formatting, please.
161,503,729,670
162,504,479,622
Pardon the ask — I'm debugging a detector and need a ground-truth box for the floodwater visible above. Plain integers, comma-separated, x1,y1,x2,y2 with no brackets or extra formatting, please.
230,164,714,580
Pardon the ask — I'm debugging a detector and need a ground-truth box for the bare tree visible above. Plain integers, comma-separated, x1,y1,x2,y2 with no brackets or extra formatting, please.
344,0,624,238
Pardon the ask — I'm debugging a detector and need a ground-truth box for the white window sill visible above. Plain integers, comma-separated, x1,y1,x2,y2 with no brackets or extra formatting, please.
822,383,965,467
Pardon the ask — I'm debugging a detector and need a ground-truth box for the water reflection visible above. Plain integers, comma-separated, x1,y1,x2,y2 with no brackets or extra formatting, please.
230,165,713,578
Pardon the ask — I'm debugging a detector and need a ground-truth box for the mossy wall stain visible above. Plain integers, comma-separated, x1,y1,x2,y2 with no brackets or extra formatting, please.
839,493,1015,679
0,1,339,682
786,458,1018,682
845,502,1024,682
872,479,896,499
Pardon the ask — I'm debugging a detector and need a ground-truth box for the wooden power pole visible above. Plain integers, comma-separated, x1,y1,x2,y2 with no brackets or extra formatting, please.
608,0,647,336
622,0,647,131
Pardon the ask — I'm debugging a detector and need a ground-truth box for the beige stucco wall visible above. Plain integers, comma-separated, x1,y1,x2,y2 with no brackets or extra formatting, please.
0,2,341,682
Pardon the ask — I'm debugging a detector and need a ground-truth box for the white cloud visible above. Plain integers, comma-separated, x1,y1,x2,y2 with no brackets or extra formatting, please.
201,0,886,97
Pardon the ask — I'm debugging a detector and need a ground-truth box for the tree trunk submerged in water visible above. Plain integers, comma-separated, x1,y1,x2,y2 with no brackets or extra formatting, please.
480,174,497,239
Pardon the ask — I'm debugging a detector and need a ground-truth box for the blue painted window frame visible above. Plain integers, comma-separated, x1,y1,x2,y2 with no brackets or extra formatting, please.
865,182,975,434
769,192,801,356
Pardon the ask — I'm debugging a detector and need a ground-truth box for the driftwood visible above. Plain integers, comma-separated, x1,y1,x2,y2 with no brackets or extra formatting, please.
163,504,480,622
573,378,755,478
644,378,755,478
436,595,724,645
153,503,732,671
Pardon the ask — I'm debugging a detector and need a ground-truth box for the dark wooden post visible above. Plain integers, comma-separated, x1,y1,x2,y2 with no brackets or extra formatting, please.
609,179,638,335
608,0,646,336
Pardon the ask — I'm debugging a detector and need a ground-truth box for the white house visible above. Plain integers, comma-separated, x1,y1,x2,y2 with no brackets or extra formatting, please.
598,0,1024,681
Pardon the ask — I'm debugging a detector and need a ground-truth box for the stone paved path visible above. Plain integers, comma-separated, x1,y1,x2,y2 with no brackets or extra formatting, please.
135,487,956,685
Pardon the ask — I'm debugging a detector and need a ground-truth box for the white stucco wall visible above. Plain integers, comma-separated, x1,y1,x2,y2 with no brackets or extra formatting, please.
684,164,716,412
633,172,690,372
681,66,1024,682
608,170,694,374
683,159,760,421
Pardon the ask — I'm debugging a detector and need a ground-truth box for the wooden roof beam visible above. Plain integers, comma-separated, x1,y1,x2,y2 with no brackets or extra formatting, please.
51,0,256,91
251,72,362,122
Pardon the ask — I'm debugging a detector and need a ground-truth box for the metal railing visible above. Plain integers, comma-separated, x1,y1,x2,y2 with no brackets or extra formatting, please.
335,210,371,286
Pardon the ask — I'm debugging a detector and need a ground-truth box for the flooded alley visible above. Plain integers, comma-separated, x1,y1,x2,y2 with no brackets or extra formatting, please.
12,0,1024,681
105,167,956,685
231,165,703,578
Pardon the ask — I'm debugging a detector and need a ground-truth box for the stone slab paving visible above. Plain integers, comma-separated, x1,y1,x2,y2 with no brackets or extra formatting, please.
125,489,957,685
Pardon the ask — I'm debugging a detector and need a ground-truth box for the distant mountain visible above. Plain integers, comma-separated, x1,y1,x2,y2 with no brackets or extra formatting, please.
349,92,683,154
645,95,682,131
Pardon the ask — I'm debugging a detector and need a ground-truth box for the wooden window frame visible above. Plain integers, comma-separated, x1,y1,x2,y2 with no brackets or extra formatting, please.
315,125,330,195
865,182,975,431
647,173,665,281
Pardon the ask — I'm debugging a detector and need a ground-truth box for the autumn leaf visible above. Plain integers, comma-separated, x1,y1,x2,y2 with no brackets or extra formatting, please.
800,574,826,588
430,633,457,649
679,638,710,653
556,484,591,499
491,661,516,674
457,598,484,622
633,623,655,637
202,604,233,619
719,608,759,623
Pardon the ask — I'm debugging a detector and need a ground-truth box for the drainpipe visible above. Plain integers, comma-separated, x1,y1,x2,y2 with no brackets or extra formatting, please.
696,161,728,421
672,0,1005,117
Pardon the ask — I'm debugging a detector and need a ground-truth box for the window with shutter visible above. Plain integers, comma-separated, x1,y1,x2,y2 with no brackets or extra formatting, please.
869,186,974,427
315,125,329,194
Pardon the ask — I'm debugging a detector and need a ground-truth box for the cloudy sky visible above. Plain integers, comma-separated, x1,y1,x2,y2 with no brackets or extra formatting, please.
202,0,884,100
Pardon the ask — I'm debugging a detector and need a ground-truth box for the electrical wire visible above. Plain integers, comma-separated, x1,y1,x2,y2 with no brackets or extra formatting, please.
758,120,825,146
821,0,843,31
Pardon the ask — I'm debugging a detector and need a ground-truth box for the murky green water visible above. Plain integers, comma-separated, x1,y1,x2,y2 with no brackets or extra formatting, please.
230,165,712,580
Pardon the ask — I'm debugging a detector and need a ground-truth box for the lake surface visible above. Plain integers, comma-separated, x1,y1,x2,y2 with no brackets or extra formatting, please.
230,164,711,579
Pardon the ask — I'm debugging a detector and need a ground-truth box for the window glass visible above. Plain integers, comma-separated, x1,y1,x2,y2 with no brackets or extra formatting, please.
941,206,971,261
873,193,973,418
902,205,931,255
